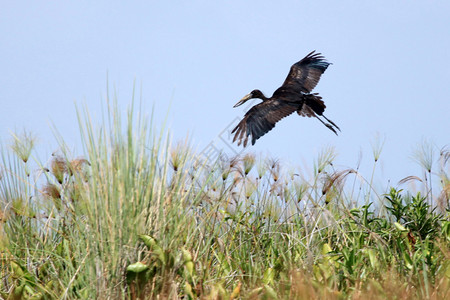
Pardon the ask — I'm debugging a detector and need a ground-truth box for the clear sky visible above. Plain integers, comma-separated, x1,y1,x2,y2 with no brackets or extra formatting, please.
1,1,449,186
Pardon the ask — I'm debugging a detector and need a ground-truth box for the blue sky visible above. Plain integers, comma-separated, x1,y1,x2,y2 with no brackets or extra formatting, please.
1,1,449,186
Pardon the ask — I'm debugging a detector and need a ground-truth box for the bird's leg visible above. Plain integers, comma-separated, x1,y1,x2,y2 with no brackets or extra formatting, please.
315,115,338,135
322,114,341,132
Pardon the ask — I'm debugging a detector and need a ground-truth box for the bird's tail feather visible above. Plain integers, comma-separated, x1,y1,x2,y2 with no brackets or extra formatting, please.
304,93,326,115
297,93,340,134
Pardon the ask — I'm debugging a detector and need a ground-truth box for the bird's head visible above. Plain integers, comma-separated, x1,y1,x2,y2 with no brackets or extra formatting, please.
233,89,265,108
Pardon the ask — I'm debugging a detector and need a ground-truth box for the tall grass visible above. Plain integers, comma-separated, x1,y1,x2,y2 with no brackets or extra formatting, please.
0,96,449,299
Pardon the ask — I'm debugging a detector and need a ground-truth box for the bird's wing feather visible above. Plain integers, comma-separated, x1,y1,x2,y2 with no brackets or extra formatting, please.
276,51,331,95
232,100,298,147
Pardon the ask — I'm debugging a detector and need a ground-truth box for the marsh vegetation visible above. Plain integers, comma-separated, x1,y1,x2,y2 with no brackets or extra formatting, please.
1,99,449,299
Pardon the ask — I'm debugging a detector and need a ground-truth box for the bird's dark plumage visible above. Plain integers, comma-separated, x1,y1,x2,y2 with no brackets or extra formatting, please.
232,51,339,147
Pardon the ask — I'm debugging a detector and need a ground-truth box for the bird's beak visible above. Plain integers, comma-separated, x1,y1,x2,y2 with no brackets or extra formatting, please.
233,93,252,108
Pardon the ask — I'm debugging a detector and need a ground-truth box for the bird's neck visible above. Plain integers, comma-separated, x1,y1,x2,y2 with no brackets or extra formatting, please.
260,94,269,101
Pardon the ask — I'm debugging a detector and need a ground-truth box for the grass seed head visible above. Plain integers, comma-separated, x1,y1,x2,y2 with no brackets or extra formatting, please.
294,181,307,203
170,143,187,172
70,158,89,172
245,178,257,199
412,139,435,173
370,133,385,162
11,130,36,163
439,145,450,172
243,153,256,176
43,183,61,200
322,169,354,195
267,158,280,182
398,175,423,186
256,157,268,179
315,146,337,174
219,154,232,181
43,183,62,210
69,158,90,181
50,155,68,184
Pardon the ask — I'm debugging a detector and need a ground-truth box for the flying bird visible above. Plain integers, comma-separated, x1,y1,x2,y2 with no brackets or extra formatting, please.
232,51,340,147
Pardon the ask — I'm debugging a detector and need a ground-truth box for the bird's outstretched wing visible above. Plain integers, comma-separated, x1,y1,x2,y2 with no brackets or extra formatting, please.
232,100,298,147
276,51,331,95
